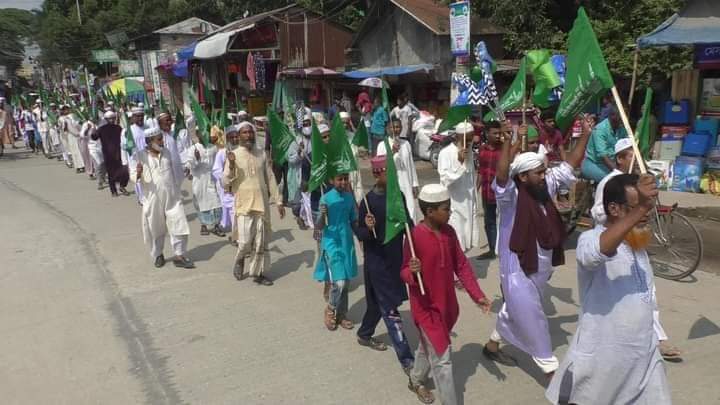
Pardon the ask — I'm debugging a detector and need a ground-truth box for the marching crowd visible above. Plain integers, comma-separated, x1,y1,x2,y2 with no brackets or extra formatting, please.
1,91,680,405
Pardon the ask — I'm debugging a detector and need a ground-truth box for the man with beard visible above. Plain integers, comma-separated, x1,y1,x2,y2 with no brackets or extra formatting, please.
157,112,185,190
546,174,671,405
590,138,680,362
482,117,593,379
131,127,194,269
288,114,312,229
223,121,285,285
128,108,147,203
92,111,130,197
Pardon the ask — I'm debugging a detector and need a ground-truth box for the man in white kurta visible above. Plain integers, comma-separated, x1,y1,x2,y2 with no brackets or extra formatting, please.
438,122,480,252
130,126,194,269
58,105,73,166
340,111,364,202
127,108,147,203
33,102,51,156
87,117,105,189
223,122,284,286
546,173,671,405
66,110,86,173
483,120,593,376
186,131,224,237
157,112,186,190
376,119,419,222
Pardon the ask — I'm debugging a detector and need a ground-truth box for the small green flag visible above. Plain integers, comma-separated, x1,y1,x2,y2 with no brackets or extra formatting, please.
189,91,210,146
526,49,562,109
383,137,407,244
485,57,527,121
352,120,370,150
203,76,215,106
556,7,615,131
381,81,390,110
122,113,135,154
327,114,358,178
636,88,653,159
173,106,185,140
308,120,328,193
268,110,295,166
438,105,473,133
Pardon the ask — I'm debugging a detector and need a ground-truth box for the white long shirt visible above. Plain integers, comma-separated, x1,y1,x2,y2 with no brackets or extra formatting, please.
546,226,671,405
438,142,479,252
376,137,419,222
185,143,222,212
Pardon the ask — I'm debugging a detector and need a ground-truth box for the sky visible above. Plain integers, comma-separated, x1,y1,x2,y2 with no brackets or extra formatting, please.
0,0,43,10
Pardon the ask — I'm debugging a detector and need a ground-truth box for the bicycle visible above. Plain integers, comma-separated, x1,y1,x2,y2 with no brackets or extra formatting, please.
565,177,703,281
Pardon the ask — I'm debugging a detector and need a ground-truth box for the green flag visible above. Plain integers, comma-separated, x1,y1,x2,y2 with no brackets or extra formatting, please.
383,137,407,244
268,110,295,166
308,121,328,193
327,114,358,177
158,92,168,114
636,88,653,159
189,91,210,146
526,49,562,109
203,76,215,106
352,120,370,150
485,57,527,121
220,95,230,129
381,81,390,110
438,105,472,133
173,106,186,140
556,7,614,131
122,113,135,154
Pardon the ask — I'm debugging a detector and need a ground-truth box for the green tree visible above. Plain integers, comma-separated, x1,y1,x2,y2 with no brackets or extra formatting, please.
0,8,36,78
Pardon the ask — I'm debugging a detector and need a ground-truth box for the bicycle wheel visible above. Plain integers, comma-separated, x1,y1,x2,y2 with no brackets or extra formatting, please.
648,211,703,280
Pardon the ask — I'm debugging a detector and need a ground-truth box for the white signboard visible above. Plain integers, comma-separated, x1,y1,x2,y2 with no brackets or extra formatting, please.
449,1,471,57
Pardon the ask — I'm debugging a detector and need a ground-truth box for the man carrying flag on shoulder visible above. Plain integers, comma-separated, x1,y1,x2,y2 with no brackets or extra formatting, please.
376,118,419,223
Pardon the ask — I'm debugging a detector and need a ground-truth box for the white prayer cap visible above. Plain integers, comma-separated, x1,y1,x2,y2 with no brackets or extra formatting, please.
238,110,248,116
339,111,350,119
303,113,312,121
35,98,42,104
131,107,144,115
318,123,330,134
418,184,450,203
50,102,56,107
144,126,162,138
237,121,256,132
614,138,633,155
103,110,117,119
509,152,545,178
156,112,171,120
107,101,115,106
455,122,474,135
227,112,237,120
138,102,144,108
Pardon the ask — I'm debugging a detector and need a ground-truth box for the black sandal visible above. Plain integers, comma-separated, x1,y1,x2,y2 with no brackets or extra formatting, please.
408,380,435,404
357,337,387,351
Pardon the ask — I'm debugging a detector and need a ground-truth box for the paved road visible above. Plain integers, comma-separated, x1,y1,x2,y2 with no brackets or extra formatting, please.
1,146,720,404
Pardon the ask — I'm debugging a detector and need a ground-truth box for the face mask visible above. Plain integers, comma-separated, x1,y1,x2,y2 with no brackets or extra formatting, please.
151,143,163,152
302,127,311,136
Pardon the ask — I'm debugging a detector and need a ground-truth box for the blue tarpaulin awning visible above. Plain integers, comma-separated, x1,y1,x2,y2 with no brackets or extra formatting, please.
177,42,196,60
343,64,433,79
638,0,720,48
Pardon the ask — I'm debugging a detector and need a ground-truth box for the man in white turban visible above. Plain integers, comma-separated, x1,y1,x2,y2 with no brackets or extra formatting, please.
376,117,419,222
437,121,479,252
223,121,285,285
482,119,593,379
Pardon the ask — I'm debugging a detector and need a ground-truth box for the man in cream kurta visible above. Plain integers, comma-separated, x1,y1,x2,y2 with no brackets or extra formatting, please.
130,126,194,269
66,109,86,173
438,122,480,252
223,121,285,286
375,118,419,222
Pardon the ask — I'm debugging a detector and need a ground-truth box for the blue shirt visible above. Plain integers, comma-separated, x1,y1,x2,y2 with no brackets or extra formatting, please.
585,118,627,163
370,106,388,137
313,188,358,282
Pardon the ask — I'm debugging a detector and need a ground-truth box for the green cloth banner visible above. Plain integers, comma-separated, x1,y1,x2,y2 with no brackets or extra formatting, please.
637,88,653,159
485,57,527,121
384,137,408,244
438,105,472,133
268,110,295,166
352,120,370,150
308,121,328,193
327,115,358,178
526,49,562,109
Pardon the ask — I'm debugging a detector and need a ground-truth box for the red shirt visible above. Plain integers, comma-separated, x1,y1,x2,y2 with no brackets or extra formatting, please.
477,143,501,203
539,126,565,162
401,223,486,354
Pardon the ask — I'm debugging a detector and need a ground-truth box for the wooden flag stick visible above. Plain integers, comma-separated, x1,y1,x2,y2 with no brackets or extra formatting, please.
463,118,468,150
610,86,647,174
628,48,640,107
405,222,426,296
356,165,377,238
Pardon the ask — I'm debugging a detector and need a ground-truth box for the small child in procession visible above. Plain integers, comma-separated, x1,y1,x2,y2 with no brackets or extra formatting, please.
314,172,359,331
401,183,491,405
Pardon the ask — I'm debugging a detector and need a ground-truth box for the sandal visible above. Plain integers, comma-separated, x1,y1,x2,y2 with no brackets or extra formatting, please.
324,306,337,331
659,342,682,362
408,380,435,404
358,336,387,351
211,225,226,237
200,226,210,236
338,318,354,330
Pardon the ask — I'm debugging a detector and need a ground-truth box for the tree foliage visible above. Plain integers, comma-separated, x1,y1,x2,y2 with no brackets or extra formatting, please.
0,8,36,77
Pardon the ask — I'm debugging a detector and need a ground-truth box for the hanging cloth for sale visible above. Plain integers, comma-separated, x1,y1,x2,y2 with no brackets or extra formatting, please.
254,53,266,91
246,52,256,91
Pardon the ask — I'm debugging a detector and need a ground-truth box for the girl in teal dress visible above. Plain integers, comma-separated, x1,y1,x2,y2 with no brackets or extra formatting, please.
314,173,359,331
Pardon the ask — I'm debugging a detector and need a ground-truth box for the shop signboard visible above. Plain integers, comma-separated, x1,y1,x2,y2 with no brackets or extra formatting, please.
695,43,720,69
119,60,142,77
449,1,470,57
91,49,120,63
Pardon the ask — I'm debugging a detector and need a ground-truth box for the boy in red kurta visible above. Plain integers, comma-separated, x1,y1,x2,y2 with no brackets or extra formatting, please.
401,183,491,405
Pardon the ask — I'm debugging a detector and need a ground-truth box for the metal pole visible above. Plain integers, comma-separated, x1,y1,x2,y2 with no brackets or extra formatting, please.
76,0,82,25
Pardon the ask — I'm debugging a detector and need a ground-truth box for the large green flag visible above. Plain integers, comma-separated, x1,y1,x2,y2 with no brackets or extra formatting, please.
268,110,295,166
438,105,473,133
122,113,135,154
485,57,527,121
556,7,614,131
189,91,210,146
352,120,370,150
327,114,358,177
526,49,562,109
203,76,215,106
173,106,185,140
636,88,653,159
383,137,407,244
308,121,328,192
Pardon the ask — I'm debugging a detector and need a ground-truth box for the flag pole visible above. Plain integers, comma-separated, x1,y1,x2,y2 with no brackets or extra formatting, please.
521,94,528,152
610,86,646,174
356,160,377,238
628,47,640,107
404,223,425,296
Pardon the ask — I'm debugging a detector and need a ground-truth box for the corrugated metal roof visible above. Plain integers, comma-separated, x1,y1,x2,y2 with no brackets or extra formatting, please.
390,0,504,35
153,17,220,35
